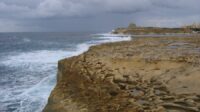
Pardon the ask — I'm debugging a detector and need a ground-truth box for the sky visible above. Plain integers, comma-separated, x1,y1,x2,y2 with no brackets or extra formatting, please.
0,0,200,32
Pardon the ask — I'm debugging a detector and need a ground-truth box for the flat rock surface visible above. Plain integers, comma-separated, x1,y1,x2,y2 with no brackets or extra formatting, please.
44,35,200,112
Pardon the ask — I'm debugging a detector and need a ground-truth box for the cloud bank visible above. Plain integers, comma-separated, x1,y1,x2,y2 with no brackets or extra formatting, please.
0,0,200,32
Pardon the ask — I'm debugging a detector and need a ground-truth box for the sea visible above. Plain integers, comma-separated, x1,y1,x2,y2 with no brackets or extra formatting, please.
0,32,131,112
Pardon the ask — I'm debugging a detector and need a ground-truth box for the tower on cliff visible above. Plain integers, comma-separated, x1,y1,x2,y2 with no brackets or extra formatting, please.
128,23,137,29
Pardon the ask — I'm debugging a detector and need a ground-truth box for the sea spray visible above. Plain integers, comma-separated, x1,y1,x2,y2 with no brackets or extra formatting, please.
0,33,131,112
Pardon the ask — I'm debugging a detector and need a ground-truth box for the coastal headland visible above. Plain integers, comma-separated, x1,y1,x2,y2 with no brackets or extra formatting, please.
44,26,200,112
113,23,200,35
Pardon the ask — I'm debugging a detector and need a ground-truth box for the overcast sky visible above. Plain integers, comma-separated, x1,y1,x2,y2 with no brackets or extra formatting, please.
0,0,200,32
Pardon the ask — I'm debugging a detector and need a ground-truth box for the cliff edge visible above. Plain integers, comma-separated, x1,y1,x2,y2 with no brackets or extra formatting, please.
44,35,200,112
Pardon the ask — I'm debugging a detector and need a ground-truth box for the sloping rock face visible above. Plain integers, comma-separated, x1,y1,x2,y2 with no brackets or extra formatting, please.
44,36,200,112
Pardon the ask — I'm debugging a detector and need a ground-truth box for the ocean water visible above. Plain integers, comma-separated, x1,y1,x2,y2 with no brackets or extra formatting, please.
0,32,131,112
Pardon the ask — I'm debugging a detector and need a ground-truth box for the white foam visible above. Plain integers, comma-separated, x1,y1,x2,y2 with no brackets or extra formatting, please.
0,33,131,112
93,33,131,43
93,33,129,37
1,44,89,70
17,75,56,112
22,38,31,43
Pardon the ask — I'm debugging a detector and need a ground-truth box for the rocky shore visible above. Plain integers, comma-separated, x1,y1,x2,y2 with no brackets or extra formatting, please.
44,35,200,112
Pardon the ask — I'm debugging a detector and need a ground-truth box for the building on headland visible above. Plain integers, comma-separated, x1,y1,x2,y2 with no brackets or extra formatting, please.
128,23,137,29
182,23,200,33
112,23,196,35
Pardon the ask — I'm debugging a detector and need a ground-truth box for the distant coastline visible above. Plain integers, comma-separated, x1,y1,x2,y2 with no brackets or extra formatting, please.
44,25,200,112
112,23,200,35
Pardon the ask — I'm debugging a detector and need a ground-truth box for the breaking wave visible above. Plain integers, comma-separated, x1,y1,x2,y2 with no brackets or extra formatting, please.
0,33,131,112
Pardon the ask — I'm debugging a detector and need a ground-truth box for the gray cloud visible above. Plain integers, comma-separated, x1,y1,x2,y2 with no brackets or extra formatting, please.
0,0,200,32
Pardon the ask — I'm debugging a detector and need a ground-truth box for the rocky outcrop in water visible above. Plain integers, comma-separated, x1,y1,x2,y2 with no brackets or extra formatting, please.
44,35,200,112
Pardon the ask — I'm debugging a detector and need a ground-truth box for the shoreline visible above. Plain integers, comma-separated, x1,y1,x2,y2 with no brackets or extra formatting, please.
44,34,200,112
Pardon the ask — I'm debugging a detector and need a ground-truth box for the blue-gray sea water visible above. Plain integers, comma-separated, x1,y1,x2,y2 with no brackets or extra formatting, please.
0,32,131,112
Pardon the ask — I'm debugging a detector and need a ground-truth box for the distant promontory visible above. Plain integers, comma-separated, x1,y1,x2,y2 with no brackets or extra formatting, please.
112,23,200,35
43,24,200,112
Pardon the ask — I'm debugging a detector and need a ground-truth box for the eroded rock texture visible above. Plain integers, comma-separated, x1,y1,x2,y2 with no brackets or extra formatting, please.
44,36,200,112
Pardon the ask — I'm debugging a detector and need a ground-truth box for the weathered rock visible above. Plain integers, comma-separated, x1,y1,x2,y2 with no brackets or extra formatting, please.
44,35,200,112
